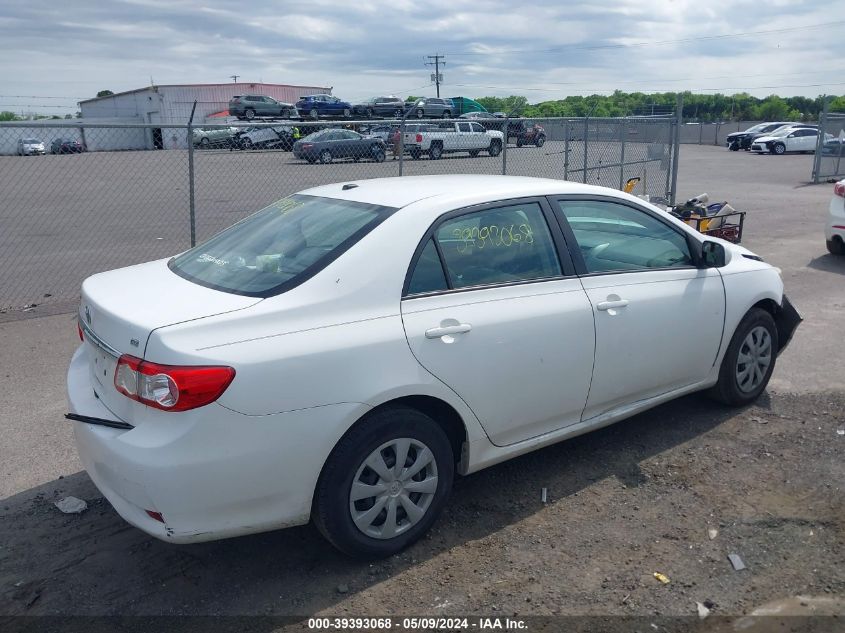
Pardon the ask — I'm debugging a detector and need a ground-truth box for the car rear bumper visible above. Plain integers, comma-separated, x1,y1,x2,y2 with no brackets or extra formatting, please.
67,344,367,543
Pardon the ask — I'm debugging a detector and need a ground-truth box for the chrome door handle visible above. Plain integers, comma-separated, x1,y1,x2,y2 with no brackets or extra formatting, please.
425,323,472,338
596,299,629,311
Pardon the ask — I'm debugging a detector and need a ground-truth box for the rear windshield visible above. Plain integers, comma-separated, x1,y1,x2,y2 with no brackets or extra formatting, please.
169,194,395,297
22,138,40,143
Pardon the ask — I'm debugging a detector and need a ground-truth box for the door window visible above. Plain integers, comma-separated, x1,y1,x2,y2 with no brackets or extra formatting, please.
406,239,448,295
470,123,485,133
557,200,692,273
433,202,561,289
457,123,471,132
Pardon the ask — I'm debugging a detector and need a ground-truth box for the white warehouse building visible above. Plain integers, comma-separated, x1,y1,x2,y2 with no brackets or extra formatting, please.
78,82,331,151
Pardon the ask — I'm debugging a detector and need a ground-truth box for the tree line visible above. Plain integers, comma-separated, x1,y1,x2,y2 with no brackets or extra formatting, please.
473,92,845,121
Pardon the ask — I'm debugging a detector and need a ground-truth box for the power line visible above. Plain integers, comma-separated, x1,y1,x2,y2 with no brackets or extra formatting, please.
447,81,845,94
445,20,845,57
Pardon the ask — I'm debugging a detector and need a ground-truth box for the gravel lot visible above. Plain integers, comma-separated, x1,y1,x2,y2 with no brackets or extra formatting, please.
0,145,843,625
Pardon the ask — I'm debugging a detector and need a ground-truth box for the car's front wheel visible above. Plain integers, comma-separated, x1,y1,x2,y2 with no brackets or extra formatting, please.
488,140,502,157
535,135,545,147
772,143,786,155
710,308,778,406
312,406,454,558
244,109,255,120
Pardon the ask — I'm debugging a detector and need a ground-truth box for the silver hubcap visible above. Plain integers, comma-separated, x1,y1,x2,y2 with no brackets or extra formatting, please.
349,438,438,540
735,326,772,393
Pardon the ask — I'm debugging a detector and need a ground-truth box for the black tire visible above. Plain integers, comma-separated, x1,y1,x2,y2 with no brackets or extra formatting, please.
343,108,351,118
468,149,480,157
488,140,502,157
772,143,786,155
394,108,403,119
428,143,443,160
416,108,424,119
516,139,523,148
729,142,740,151
319,149,333,164
310,108,319,120
245,109,255,120
827,237,845,255
200,137,210,147
242,138,254,150
535,135,545,148
312,406,454,558
442,111,451,119
372,146,385,163
366,108,374,119
709,308,778,406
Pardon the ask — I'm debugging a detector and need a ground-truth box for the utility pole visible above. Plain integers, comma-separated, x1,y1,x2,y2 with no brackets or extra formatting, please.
425,55,445,98
230,75,239,83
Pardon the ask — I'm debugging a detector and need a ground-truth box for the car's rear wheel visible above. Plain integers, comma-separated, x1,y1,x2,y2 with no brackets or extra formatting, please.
343,108,351,117
245,109,255,120
200,137,210,147
242,138,254,150
710,308,778,406
772,143,786,155
416,108,424,119
312,406,454,558
372,145,385,163
488,140,502,157
827,237,845,255
428,143,443,160
310,108,319,120
366,108,374,118
442,111,451,119
394,108,403,119
319,149,333,164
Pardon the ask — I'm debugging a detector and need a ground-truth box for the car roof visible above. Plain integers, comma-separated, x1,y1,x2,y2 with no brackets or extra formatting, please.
299,175,627,210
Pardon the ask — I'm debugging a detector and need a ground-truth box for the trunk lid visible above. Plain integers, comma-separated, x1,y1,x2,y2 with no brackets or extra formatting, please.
79,258,261,423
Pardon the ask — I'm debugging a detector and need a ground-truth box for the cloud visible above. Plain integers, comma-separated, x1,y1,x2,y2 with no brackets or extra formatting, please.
0,0,841,116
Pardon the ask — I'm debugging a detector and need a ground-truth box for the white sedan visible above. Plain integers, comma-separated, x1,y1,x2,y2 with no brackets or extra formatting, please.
67,175,801,558
827,179,845,255
750,127,823,154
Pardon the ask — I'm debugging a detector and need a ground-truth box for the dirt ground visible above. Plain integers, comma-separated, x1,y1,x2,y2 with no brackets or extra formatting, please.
1,389,843,624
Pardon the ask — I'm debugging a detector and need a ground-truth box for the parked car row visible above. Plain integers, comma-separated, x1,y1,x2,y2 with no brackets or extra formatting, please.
15,138,84,155
725,122,818,153
228,93,490,122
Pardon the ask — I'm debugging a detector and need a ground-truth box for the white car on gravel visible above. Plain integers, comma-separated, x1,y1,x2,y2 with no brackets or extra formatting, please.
827,178,845,255
67,175,801,557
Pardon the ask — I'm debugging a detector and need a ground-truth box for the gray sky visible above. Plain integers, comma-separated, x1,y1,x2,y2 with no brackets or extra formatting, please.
1,0,843,116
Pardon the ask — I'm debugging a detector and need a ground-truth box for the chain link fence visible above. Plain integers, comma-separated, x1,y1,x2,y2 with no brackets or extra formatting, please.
0,115,679,314
812,109,845,183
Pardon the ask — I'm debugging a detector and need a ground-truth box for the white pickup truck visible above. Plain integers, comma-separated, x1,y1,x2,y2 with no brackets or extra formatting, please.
404,121,504,159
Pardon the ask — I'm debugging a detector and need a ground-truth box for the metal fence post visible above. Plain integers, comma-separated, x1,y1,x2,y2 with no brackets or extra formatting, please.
187,100,197,247
618,116,626,190
502,114,508,175
399,118,405,177
812,97,829,184
563,120,570,181
669,93,683,205
582,117,589,184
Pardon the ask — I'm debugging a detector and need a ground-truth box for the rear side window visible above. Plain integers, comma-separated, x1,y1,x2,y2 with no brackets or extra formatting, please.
170,195,395,297
417,202,561,291
406,239,448,295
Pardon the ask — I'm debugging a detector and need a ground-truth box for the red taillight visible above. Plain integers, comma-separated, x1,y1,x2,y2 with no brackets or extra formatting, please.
302,143,313,149
145,509,165,523
77,322,84,341
834,182,845,198
114,354,235,412
415,133,423,143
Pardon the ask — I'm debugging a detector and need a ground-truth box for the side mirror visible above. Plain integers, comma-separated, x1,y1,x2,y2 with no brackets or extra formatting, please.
701,241,726,268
